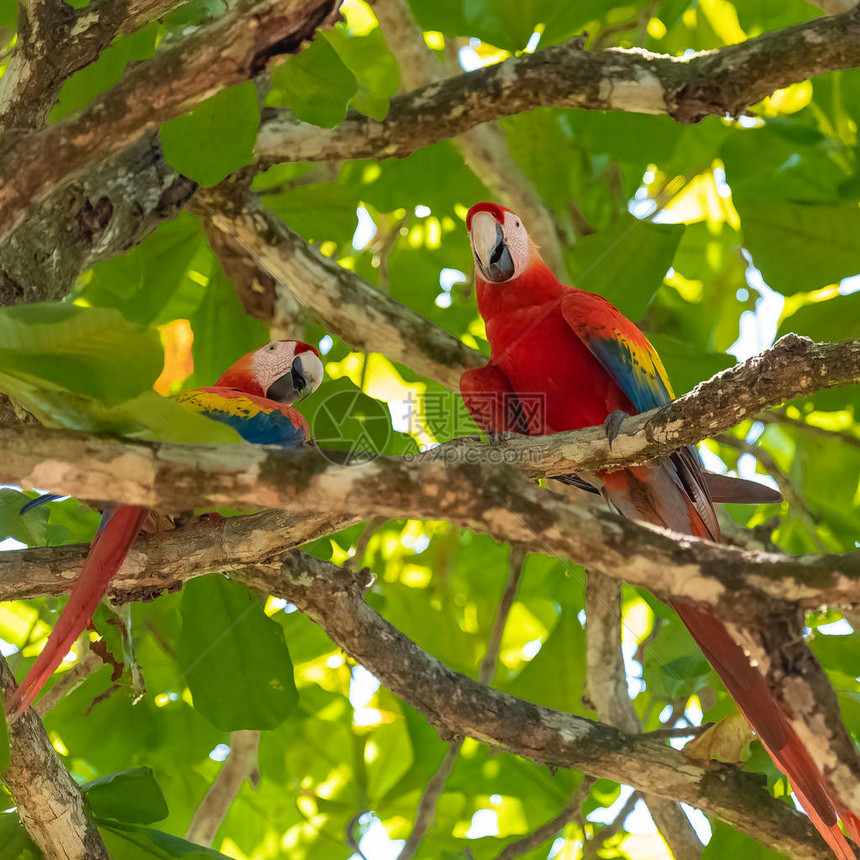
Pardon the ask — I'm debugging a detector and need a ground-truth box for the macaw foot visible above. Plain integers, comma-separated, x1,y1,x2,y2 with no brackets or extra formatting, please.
487,430,512,447
603,410,630,448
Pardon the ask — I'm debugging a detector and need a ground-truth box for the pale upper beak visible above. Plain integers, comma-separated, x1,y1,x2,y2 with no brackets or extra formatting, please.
470,211,514,283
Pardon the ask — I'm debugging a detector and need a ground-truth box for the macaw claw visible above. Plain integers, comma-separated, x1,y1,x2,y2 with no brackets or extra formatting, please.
603,410,630,448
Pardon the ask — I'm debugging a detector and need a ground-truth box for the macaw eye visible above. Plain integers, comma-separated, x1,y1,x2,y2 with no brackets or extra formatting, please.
267,344,277,351
515,221,520,228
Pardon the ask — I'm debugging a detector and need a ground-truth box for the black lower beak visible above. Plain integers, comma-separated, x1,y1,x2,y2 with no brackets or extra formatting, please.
476,222,515,283
266,360,306,403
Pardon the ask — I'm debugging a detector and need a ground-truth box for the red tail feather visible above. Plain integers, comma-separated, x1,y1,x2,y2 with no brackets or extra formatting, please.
6,504,148,717
606,466,858,856
675,601,856,858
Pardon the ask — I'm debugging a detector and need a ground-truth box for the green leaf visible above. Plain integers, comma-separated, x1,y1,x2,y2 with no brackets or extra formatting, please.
777,291,860,342
271,35,357,128
737,199,860,294
161,82,260,187
646,333,734,395
569,216,684,320
85,768,169,825
0,488,48,546
0,812,39,860
263,183,362,248
0,304,162,406
364,695,414,801
100,821,232,858
325,25,400,121
185,267,268,390
703,821,784,859
77,214,205,326
178,577,299,731
51,26,159,121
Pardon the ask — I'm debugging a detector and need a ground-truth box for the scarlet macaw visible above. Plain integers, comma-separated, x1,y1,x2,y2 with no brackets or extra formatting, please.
461,202,859,858
8,339,323,717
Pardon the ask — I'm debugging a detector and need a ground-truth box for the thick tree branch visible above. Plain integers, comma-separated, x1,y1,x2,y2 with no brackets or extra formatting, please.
1,656,110,859
0,0,191,131
0,508,360,603
256,6,860,164
415,335,860,473
259,553,833,859
0,416,858,617
0,0,340,242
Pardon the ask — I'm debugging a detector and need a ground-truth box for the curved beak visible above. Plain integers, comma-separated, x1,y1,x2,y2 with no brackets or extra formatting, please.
266,356,307,403
470,211,514,283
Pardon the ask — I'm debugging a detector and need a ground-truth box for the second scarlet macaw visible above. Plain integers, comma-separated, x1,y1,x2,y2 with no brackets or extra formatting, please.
8,339,323,717
461,202,859,858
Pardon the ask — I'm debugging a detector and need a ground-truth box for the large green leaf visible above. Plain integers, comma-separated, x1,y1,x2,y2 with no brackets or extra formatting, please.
77,214,206,326
270,35,357,128
0,304,162,406
178,576,299,731
161,82,260,187
569,216,684,320
777,291,860,342
0,812,39,860
85,768,169,825
185,267,268,390
737,199,860,294
100,822,232,858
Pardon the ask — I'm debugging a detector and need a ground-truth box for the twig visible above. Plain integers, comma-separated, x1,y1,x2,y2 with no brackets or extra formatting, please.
583,789,643,858
345,517,388,572
716,433,825,551
645,722,716,740
185,730,261,846
33,649,103,717
761,409,860,449
495,776,596,860
583,569,701,859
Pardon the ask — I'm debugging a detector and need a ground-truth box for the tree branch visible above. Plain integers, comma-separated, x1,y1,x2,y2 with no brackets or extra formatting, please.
0,0,340,243
399,544,527,859
256,6,860,164
584,569,702,860
1,655,110,860
198,186,483,390
185,730,260,847
0,408,858,618
0,0,191,131
257,552,834,859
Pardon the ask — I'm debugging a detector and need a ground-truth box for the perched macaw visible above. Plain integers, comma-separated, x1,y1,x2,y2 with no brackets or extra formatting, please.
8,339,323,717
461,202,859,858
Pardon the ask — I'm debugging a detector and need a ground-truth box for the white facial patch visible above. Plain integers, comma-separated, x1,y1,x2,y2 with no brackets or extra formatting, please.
251,341,297,392
501,210,530,277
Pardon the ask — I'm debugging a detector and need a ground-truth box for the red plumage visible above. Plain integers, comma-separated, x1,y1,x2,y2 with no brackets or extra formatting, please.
461,202,859,857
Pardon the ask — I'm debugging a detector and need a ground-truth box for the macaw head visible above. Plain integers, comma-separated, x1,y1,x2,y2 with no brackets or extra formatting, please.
217,340,324,403
466,202,533,284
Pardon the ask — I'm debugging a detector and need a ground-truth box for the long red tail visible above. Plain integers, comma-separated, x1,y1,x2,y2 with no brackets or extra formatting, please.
674,600,859,859
603,463,859,857
6,504,148,717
